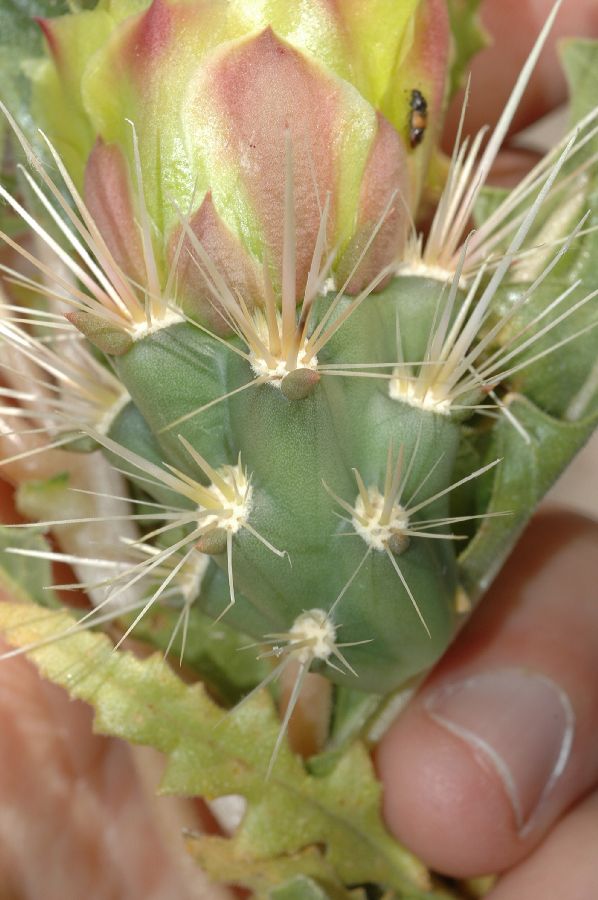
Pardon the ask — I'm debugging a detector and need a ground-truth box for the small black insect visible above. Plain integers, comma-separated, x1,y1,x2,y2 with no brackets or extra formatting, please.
409,89,428,149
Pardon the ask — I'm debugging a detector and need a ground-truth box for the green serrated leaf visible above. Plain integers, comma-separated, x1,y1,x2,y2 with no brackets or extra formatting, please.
0,602,432,895
186,840,349,900
0,523,59,606
269,874,342,900
446,0,488,97
127,598,270,706
459,395,598,601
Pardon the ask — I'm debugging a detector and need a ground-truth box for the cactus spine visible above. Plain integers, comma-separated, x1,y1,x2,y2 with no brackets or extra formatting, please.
0,0,597,828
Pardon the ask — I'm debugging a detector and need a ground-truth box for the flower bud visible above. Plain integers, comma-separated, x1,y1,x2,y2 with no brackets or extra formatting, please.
32,0,450,327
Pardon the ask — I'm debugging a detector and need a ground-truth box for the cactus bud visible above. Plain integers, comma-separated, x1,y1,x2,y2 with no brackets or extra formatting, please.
196,528,228,556
280,368,320,401
31,0,450,333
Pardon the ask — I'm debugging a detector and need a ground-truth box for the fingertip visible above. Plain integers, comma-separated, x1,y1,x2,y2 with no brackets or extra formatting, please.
0,477,19,523
441,0,598,151
377,511,598,879
377,703,518,877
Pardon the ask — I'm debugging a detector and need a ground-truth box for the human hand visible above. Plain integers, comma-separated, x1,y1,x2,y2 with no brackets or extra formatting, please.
378,510,598,896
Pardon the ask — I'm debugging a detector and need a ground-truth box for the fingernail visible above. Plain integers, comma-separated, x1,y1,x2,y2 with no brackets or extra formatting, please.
424,668,575,834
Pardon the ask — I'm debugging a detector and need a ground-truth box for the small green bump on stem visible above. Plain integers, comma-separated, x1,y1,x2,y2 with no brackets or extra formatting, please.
196,528,229,555
280,368,320,401
66,311,133,356
387,532,410,556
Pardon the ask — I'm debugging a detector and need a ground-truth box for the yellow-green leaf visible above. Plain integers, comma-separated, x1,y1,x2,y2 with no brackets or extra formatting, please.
0,601,432,895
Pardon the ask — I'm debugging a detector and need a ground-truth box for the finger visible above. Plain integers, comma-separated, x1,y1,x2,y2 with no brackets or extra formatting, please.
487,788,598,898
483,148,542,187
0,477,228,898
442,0,598,150
0,636,222,900
0,476,19,524
377,511,598,877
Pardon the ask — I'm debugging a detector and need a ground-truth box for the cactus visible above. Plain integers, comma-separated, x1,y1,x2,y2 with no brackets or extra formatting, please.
0,0,597,896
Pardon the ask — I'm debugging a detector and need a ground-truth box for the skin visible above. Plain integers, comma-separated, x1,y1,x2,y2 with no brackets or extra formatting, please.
0,1,597,897
442,0,598,147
